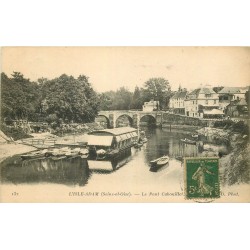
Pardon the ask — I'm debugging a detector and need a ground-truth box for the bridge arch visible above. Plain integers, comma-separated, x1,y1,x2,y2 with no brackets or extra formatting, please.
115,114,134,127
139,114,156,127
95,115,111,128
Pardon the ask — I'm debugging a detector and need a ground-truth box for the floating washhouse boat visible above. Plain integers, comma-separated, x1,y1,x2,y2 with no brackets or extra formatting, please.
87,127,138,161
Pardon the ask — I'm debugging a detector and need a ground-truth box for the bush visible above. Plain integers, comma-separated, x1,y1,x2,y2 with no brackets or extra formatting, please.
232,121,249,135
213,120,234,128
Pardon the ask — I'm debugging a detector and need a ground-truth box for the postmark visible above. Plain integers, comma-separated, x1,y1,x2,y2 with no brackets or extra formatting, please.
184,157,220,200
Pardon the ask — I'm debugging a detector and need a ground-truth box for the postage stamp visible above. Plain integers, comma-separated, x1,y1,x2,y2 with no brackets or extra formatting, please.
185,157,220,199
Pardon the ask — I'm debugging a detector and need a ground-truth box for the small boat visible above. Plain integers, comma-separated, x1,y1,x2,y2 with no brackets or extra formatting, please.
20,149,48,160
65,151,79,157
191,134,199,139
72,147,81,153
156,155,169,166
80,154,89,159
51,156,66,161
150,155,169,171
180,138,197,145
79,148,89,155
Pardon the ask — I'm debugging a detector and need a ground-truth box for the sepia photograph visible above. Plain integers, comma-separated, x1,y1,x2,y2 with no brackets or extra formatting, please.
0,46,249,202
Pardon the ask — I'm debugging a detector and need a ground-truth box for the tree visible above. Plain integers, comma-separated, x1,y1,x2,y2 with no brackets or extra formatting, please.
112,87,132,110
1,72,41,121
41,74,99,123
130,86,144,110
245,88,250,106
143,77,171,109
98,92,114,110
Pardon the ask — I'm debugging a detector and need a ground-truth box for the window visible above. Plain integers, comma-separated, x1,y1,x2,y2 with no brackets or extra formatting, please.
214,100,216,104
206,100,208,105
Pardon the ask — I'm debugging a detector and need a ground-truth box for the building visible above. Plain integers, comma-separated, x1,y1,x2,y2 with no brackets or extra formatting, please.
184,87,222,118
218,86,248,111
142,100,159,112
169,90,187,115
225,99,248,118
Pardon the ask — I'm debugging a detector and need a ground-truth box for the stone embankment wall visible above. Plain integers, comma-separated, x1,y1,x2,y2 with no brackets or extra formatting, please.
161,113,208,128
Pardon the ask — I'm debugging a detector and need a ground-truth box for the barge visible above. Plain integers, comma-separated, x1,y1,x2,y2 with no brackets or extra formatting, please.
87,127,138,171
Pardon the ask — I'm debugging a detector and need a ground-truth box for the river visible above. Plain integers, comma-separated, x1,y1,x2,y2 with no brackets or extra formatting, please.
1,128,228,191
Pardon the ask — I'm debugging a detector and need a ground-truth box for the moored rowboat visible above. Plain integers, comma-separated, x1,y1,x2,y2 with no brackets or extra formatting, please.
180,138,196,145
156,155,169,166
150,155,169,172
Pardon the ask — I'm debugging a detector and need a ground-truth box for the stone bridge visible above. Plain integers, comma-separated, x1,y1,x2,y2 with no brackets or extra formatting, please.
96,110,164,128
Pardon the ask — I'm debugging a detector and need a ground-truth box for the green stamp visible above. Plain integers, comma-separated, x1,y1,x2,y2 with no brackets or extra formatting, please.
185,157,220,199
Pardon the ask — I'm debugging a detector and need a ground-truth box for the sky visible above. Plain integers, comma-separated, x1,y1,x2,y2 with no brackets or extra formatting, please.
1,47,250,92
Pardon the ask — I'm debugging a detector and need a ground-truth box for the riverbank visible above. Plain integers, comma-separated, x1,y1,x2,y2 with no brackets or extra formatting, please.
197,126,249,185
0,143,36,164
162,124,200,132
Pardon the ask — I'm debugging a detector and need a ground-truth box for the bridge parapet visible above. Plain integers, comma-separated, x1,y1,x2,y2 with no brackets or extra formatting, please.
97,110,165,128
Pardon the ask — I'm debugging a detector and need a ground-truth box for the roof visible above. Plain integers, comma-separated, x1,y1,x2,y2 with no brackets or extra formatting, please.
144,100,159,105
171,91,187,99
88,135,113,146
218,87,248,94
89,127,137,136
187,88,216,99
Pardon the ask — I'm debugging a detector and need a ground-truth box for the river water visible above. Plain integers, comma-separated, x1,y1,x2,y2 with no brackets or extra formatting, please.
1,128,228,191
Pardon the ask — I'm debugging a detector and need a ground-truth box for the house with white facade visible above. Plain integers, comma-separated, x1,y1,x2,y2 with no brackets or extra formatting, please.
184,87,222,118
142,100,159,112
169,90,188,115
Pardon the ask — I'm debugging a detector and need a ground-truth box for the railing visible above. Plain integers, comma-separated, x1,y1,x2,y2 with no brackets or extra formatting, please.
21,138,56,148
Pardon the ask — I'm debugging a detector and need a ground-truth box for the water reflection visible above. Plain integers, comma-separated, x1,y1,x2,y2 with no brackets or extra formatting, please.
1,155,89,186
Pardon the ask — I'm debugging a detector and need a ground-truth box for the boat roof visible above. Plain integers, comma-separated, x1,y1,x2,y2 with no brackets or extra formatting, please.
89,127,137,136
88,135,113,146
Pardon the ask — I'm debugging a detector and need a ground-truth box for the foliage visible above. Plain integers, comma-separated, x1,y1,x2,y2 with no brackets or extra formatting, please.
1,72,173,127
143,77,171,109
98,87,133,110
1,72,42,121
99,78,172,111
130,86,147,110
231,121,249,135
1,72,100,125
41,74,99,123
245,89,249,106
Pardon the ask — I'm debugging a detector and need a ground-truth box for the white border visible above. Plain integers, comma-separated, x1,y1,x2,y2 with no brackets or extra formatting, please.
1,1,249,250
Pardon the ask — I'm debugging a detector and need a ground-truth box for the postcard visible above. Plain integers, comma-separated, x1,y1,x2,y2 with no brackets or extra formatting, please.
0,47,249,202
